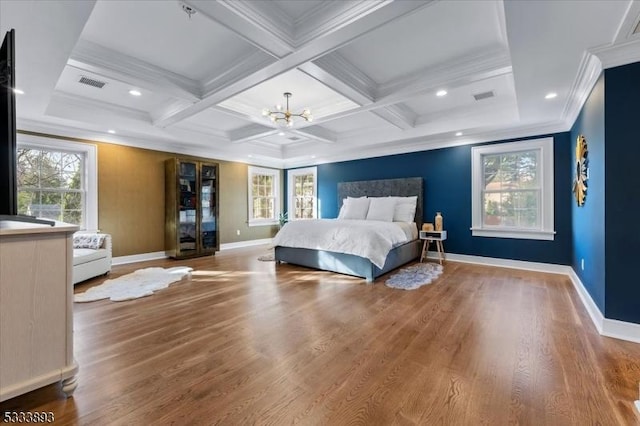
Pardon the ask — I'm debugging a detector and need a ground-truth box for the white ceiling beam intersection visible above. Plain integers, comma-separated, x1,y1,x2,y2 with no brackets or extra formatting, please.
153,1,432,128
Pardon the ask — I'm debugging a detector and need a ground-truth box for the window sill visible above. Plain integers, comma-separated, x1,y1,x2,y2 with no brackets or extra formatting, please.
248,220,278,227
470,227,555,241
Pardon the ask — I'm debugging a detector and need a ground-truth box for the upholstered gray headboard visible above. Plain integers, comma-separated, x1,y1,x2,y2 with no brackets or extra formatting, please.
337,177,424,227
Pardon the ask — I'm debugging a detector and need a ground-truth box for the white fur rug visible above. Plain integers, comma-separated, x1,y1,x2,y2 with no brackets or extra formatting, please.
74,266,192,302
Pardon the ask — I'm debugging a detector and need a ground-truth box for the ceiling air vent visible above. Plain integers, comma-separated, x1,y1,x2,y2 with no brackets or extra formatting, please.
78,76,107,89
473,91,495,101
288,136,301,141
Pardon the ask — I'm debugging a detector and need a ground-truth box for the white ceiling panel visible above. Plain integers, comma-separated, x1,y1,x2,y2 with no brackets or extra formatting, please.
338,1,506,84
80,0,256,82
320,111,397,134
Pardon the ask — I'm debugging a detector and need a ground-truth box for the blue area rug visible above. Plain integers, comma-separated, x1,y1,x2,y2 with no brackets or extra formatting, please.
385,263,443,290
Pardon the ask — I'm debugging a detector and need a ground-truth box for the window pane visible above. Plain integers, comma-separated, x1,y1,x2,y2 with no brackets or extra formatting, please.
483,190,538,228
483,151,538,191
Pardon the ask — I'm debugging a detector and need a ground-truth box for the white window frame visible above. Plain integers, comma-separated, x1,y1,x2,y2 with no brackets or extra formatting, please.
287,166,317,221
248,166,280,227
471,137,555,240
17,134,98,231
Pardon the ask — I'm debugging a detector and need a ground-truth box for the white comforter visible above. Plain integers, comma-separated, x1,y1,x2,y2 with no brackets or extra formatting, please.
273,219,418,269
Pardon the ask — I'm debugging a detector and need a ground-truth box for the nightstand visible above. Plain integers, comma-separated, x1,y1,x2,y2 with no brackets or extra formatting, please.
419,230,447,264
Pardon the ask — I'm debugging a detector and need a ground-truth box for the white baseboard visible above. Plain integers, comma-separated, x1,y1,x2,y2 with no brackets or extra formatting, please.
220,238,273,251
602,319,640,344
112,251,167,266
431,251,640,344
429,251,570,274
566,269,605,334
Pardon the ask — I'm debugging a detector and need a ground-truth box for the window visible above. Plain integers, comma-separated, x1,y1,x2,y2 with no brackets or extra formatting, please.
288,167,317,220
17,134,97,230
248,166,280,226
471,137,554,240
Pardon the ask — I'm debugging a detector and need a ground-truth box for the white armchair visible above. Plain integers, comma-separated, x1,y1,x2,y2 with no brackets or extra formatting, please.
72,232,112,285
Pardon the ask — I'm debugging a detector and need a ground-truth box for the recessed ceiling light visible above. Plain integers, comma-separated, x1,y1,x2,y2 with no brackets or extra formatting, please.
129,89,142,96
248,154,253,158
436,90,447,97
107,129,116,134
311,155,316,159
278,132,285,136
13,88,24,95
545,92,557,99
455,132,463,136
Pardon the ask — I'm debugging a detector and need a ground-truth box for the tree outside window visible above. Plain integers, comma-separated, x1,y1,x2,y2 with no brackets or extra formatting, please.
17,148,84,225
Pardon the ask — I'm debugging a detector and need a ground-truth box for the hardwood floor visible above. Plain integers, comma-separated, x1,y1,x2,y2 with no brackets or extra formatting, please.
2,245,639,425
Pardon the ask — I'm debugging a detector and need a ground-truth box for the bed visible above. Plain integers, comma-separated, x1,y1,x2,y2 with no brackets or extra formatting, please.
274,177,423,282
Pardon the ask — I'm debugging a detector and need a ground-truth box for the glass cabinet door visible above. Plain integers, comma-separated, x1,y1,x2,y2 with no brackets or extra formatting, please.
178,161,197,256
200,163,217,251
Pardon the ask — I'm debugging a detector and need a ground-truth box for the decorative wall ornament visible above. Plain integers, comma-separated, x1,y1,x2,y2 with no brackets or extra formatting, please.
572,135,588,206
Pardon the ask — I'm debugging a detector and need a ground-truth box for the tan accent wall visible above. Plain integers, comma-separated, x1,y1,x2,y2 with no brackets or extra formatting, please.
19,131,280,257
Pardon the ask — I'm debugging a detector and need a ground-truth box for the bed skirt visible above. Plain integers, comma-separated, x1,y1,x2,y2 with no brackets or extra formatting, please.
274,240,422,283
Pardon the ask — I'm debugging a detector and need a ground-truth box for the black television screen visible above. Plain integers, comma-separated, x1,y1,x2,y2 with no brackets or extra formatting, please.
0,28,17,216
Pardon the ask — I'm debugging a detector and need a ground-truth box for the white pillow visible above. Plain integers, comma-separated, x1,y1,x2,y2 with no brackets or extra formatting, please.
337,198,347,219
389,196,418,222
341,197,370,220
366,197,396,222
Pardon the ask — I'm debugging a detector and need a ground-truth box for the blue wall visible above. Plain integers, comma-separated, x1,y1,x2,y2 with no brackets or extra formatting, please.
288,134,572,265
604,63,640,323
570,74,606,312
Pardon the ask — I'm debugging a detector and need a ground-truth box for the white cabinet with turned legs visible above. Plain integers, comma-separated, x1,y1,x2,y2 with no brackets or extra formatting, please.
0,221,79,402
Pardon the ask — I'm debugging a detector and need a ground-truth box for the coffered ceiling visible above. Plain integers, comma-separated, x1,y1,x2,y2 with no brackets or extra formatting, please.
2,0,640,168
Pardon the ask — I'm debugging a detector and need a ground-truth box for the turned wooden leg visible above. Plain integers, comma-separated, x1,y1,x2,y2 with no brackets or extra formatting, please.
62,375,78,397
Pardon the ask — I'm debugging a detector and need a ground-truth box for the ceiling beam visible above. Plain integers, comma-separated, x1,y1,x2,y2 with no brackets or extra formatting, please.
229,123,279,144
372,104,416,130
153,1,433,128
290,126,337,144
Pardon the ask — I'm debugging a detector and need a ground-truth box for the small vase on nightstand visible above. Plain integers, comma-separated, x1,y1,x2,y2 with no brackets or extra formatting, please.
435,212,443,231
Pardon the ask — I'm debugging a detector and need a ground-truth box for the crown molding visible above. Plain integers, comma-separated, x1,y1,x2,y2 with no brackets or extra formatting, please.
590,38,640,69
612,0,640,44
69,40,200,101
561,52,602,127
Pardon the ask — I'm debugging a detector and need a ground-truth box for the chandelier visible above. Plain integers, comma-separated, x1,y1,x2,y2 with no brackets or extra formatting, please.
262,92,312,128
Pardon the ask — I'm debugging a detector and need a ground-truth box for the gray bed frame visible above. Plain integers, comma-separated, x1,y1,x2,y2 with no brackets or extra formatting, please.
275,177,424,282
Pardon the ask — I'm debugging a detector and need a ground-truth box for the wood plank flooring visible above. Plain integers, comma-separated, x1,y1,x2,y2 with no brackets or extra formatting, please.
2,245,640,425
